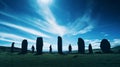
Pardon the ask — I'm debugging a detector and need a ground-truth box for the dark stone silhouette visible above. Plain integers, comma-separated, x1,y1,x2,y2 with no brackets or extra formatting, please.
49,45,52,53
57,36,63,54
73,55,78,58
36,37,43,55
31,45,35,53
21,39,28,54
11,42,15,53
100,39,111,53
95,51,102,54
77,38,85,54
88,44,93,54
68,44,72,53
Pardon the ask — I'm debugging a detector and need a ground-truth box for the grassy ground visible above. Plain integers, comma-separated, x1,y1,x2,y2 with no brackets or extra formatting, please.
0,52,120,67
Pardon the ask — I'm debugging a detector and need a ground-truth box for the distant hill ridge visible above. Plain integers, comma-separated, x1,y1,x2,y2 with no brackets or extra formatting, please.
0,46,120,53
0,46,21,52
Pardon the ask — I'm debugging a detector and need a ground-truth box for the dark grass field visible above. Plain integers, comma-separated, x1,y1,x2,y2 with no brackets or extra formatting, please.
0,52,120,67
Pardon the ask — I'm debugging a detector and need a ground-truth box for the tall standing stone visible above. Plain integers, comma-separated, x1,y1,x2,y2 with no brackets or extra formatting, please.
49,45,52,53
88,44,93,54
36,37,43,55
31,45,35,53
68,44,72,53
21,39,28,54
57,36,63,54
78,38,85,54
11,42,15,53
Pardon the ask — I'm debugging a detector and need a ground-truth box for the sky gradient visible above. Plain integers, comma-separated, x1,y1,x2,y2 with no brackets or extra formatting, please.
0,0,120,51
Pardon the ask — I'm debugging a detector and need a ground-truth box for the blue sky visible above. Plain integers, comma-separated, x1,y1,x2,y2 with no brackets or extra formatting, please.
0,0,120,51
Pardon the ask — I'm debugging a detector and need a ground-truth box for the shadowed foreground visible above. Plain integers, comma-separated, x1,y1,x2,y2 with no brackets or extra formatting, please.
0,53,120,67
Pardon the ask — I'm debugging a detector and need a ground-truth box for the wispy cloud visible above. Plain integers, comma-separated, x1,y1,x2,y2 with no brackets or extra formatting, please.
74,25,94,35
0,38,20,44
0,11,27,23
0,32,35,43
0,22,50,38
101,32,109,37
0,32,36,49
111,39,120,47
67,9,96,35
0,0,95,37
0,11,52,38
31,0,67,36
31,0,96,36
85,39,101,49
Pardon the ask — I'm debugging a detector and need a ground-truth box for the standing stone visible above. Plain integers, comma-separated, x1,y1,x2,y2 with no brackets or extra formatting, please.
78,38,85,54
31,45,35,53
100,39,111,53
49,45,52,53
68,44,72,53
88,44,93,54
57,36,63,54
11,42,15,53
36,37,43,55
21,39,28,54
